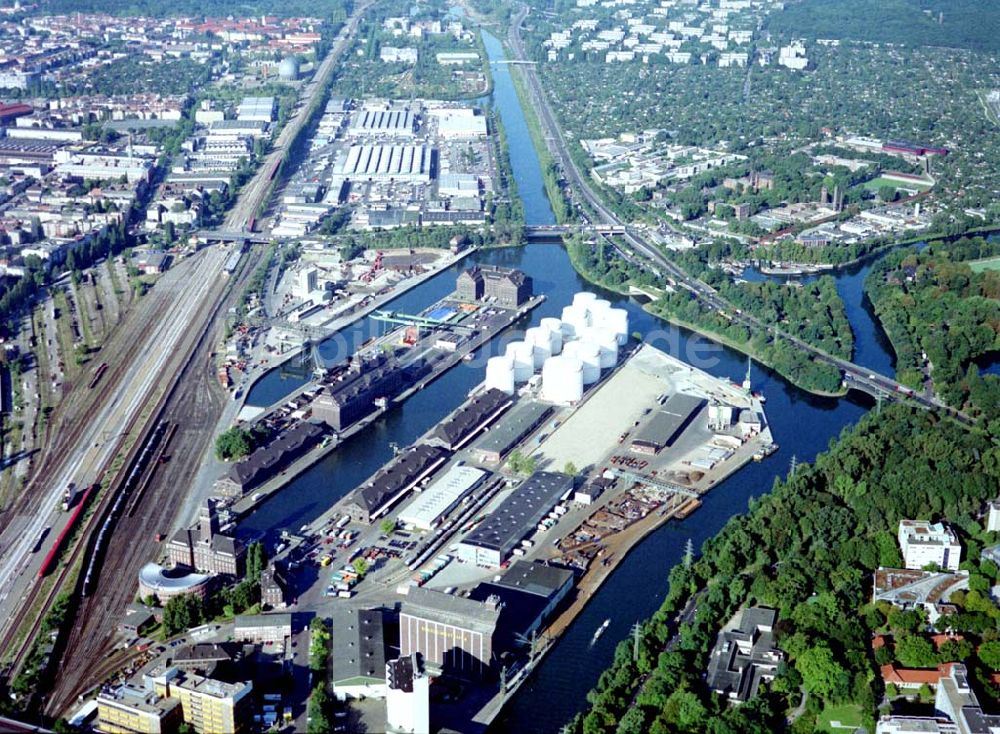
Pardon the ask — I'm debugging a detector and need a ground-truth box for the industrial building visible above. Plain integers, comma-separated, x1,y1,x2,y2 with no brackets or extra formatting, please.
456,266,532,308
166,500,245,576
472,400,553,463
386,654,430,734
97,684,182,734
232,613,292,644
399,587,502,678
260,563,288,609
575,476,612,506
465,561,575,645
629,393,705,455
218,421,325,495
343,444,449,524
898,520,962,571
331,607,387,700
429,107,488,138
428,388,513,450
336,144,432,182
311,355,407,432
706,607,783,703
398,465,487,531
236,96,276,122
347,108,416,137
456,472,574,567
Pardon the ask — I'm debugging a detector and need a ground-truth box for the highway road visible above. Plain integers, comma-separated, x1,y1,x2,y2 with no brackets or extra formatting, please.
507,6,966,420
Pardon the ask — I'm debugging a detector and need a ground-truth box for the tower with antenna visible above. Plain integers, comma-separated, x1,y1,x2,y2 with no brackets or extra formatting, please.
684,537,694,568
742,355,752,395
789,454,799,477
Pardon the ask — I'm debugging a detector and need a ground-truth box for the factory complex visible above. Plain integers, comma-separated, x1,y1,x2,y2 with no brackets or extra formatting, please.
269,97,498,238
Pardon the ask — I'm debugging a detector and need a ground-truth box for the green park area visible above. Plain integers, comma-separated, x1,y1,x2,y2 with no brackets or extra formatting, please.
862,175,932,193
816,703,867,733
969,255,1000,273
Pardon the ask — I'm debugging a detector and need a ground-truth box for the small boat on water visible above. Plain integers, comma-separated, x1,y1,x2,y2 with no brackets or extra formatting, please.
591,618,611,644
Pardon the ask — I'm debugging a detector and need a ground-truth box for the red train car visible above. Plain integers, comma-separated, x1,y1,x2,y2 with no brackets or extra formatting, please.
38,482,98,578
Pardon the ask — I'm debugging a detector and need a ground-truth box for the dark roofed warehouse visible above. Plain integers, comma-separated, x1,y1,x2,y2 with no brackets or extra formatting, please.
457,472,574,567
219,422,325,495
429,388,514,450
344,444,449,524
630,393,705,455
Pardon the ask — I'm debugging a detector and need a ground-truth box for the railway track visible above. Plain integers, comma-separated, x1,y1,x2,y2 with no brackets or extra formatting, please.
0,251,227,695
46,247,264,715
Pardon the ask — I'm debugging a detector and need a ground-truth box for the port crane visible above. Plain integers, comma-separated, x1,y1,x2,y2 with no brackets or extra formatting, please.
369,310,475,333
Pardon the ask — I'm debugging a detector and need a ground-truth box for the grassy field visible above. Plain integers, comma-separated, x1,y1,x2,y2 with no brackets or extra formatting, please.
816,703,866,733
863,175,933,193
969,255,1000,273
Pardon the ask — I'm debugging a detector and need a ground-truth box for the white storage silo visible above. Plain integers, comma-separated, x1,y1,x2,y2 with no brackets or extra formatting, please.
485,356,516,394
589,298,612,325
590,327,619,368
505,341,534,382
540,317,564,354
606,308,629,345
558,319,576,341
565,340,600,384
573,291,598,309
541,355,584,404
525,327,552,368
561,305,590,335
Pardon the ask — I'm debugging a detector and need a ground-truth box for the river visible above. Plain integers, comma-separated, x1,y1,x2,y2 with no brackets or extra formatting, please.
239,29,889,734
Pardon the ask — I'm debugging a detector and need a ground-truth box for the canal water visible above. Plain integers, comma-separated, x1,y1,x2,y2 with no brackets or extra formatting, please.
239,27,891,734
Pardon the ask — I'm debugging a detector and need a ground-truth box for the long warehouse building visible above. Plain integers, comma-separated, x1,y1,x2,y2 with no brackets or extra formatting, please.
337,144,432,182
456,471,574,567
348,108,416,137
399,465,488,531
343,445,449,524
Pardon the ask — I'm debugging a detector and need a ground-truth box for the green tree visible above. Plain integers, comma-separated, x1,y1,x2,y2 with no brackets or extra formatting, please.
245,541,267,582
163,593,203,636
796,645,850,701
215,427,254,461
894,634,938,669
309,617,331,672
563,461,579,476
352,557,369,578
380,518,397,536
307,683,331,734
979,640,1000,670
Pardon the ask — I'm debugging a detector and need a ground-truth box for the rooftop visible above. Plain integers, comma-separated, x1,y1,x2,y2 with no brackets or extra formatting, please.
401,587,502,634
460,472,574,554
430,388,513,449
350,444,448,515
331,608,386,685
472,400,552,457
495,561,574,599
233,613,292,630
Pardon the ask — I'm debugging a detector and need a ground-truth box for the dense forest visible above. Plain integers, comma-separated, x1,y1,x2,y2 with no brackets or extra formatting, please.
769,0,1000,54
651,284,847,395
567,405,1000,734
866,236,1000,431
